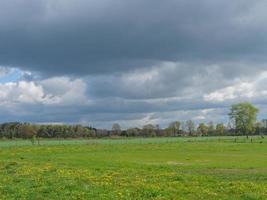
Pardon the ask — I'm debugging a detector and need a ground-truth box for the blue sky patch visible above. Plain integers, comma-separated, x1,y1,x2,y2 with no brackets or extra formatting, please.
0,68,23,83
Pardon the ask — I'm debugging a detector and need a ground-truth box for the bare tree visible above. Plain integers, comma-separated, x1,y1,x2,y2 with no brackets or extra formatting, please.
186,120,195,136
142,124,156,137
112,123,121,136
168,121,181,136
126,128,140,137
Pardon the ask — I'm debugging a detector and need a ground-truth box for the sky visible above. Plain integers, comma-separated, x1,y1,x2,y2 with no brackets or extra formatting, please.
1,0,267,129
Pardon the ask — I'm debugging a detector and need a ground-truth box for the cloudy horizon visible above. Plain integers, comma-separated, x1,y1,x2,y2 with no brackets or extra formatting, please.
1,0,267,129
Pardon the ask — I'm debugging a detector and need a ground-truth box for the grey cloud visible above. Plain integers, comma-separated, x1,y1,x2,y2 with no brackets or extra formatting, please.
88,62,267,100
1,1,267,76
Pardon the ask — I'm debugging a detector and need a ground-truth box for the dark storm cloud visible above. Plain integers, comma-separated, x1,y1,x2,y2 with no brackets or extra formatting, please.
1,0,267,76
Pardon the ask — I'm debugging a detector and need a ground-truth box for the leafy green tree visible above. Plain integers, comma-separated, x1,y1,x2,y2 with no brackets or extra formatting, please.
216,123,225,136
18,124,37,140
228,102,259,138
197,123,208,136
207,121,215,136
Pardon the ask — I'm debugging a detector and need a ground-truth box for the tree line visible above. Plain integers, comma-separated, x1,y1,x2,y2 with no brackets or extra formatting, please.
0,102,265,139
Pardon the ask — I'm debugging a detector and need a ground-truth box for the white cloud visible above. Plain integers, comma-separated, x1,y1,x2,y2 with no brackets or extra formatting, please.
203,70,267,104
204,82,254,102
0,77,88,106
0,81,44,104
41,77,89,105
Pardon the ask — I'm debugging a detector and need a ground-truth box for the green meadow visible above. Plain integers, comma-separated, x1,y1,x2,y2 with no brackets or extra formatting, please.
0,137,266,199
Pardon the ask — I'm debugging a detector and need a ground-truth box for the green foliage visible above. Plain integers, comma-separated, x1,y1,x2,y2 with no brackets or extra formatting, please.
216,123,225,136
18,124,37,139
0,123,96,139
197,123,208,136
229,102,259,136
207,121,215,136
1,114,267,140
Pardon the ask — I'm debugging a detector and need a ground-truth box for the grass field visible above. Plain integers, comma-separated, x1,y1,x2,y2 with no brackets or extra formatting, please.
0,137,266,199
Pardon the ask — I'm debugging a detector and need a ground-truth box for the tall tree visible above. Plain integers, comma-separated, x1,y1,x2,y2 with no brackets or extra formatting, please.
197,123,208,136
18,124,37,139
228,102,259,138
186,120,195,136
142,124,156,137
168,121,181,136
126,128,140,137
216,123,225,136
112,123,121,136
207,121,215,136
254,122,263,135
